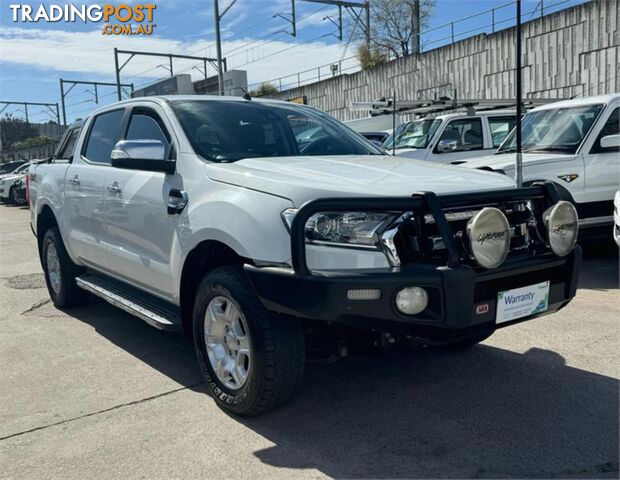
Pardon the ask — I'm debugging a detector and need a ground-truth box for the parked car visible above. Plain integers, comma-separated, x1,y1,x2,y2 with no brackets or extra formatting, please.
0,162,31,203
457,94,620,234
30,96,580,416
0,161,26,175
384,110,517,163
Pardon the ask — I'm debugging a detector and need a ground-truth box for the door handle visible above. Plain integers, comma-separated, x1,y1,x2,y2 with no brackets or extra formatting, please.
107,182,121,195
68,175,80,186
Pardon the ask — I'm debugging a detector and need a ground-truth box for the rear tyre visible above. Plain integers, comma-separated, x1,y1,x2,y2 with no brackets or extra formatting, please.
193,265,305,416
41,227,89,308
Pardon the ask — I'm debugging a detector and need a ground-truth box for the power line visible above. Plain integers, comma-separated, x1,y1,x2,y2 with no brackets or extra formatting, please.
235,32,332,68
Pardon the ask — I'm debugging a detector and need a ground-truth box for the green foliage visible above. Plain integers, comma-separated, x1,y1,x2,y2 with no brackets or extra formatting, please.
249,82,279,97
12,135,52,149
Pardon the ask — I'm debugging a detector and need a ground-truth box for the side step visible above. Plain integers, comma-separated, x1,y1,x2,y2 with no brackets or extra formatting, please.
76,273,181,331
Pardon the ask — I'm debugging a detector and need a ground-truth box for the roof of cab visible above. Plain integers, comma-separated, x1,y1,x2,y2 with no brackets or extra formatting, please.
84,94,301,117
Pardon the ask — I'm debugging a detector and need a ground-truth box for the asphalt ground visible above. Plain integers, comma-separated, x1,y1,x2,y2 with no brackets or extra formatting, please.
0,203,618,479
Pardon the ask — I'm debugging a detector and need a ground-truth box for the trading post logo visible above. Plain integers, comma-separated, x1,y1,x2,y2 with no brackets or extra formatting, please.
9,3,157,36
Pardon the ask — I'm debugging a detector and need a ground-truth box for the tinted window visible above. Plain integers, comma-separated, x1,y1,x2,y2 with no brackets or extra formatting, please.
437,118,483,152
126,110,171,158
170,100,381,163
84,110,124,164
488,116,517,148
57,128,80,160
591,107,619,154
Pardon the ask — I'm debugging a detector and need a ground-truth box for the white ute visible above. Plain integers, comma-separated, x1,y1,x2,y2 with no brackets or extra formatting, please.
458,94,620,233
385,111,517,163
30,96,581,415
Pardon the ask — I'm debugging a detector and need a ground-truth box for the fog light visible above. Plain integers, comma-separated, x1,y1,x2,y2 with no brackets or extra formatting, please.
466,207,510,269
544,201,578,257
347,289,381,300
395,287,428,315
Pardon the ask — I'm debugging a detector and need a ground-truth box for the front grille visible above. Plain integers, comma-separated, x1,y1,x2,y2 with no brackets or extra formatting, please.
474,263,568,301
396,199,538,266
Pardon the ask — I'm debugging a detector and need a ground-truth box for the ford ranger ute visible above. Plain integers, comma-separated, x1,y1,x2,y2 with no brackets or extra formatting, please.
29,96,581,416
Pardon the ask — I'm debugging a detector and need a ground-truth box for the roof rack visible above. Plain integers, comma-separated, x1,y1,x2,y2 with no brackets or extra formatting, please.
350,97,563,117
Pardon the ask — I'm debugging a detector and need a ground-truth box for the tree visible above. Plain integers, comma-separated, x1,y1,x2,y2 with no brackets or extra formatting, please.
362,0,435,59
248,82,279,97
357,44,387,70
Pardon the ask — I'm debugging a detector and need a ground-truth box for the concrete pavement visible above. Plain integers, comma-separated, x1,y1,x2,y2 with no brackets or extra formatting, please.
1,204,618,479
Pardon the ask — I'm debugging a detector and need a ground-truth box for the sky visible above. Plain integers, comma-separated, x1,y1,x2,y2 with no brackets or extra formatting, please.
0,0,588,124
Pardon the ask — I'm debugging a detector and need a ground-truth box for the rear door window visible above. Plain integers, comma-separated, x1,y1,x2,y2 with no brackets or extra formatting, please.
83,109,124,164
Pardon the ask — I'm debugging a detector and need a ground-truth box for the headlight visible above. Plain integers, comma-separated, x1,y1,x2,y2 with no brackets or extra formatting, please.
544,201,578,256
281,208,395,248
466,207,510,269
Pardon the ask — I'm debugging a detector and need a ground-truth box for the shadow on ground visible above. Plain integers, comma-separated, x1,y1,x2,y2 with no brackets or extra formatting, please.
53,244,618,478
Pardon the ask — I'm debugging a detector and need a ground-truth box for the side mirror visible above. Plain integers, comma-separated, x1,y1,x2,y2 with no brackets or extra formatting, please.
111,140,174,174
600,134,620,149
436,139,458,153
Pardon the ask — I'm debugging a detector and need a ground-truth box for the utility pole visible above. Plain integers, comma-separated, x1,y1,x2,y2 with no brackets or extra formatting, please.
0,101,61,124
411,0,420,54
214,0,237,95
515,0,523,188
364,1,370,48
114,49,219,100
302,0,370,48
60,79,133,126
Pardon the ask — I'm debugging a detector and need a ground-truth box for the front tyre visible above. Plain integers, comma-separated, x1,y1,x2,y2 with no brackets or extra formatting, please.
193,265,305,416
41,227,89,307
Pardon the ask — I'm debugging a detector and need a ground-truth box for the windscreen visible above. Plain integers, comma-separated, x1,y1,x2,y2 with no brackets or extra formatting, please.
498,104,604,154
170,100,382,163
383,119,442,149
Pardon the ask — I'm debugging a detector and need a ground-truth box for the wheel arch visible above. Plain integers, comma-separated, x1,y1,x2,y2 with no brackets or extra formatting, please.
36,205,59,262
179,239,249,338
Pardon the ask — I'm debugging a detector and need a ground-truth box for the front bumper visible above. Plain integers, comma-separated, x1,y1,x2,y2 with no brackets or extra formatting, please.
245,184,581,341
245,248,580,337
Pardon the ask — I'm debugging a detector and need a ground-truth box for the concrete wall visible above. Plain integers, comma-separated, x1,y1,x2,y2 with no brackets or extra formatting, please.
270,0,619,121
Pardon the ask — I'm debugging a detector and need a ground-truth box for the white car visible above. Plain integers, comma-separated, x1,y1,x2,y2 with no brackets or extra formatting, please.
29,96,580,415
384,111,517,163
458,94,620,233
0,163,31,203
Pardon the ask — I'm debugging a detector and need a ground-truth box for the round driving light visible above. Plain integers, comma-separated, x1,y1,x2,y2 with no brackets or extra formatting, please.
395,287,428,315
544,201,578,256
466,207,510,269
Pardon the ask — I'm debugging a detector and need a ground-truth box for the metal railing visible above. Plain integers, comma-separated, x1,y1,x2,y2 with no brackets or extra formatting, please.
247,0,588,94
